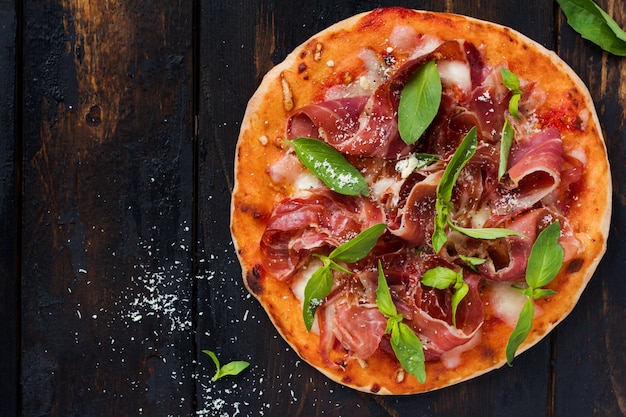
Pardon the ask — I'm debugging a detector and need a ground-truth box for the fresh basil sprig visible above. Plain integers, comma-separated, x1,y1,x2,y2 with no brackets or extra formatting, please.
203,350,250,382
432,127,524,253
398,60,442,145
376,261,426,383
302,223,387,331
505,221,564,365
498,117,515,181
292,137,370,196
557,0,626,56
433,127,478,251
421,266,468,328
500,68,523,119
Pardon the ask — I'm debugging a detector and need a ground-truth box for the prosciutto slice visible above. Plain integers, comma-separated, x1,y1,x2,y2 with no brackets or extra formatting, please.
286,40,475,159
260,191,383,280
410,272,484,360
386,171,442,246
498,127,563,211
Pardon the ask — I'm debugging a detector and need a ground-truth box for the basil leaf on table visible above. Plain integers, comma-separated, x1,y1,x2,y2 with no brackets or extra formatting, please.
505,221,564,365
557,0,626,56
302,224,387,331
398,60,442,145
202,350,250,382
292,137,370,196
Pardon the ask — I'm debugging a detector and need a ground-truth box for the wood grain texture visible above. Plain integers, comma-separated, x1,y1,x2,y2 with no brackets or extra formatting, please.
7,0,625,415
0,0,18,415
21,1,194,415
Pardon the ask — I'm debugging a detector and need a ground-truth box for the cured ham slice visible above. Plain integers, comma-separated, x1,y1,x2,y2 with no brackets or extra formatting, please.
260,191,383,280
286,40,477,159
387,171,442,246
498,127,563,210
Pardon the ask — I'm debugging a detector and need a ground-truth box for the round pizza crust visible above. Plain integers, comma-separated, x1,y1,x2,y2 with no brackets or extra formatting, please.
230,7,611,394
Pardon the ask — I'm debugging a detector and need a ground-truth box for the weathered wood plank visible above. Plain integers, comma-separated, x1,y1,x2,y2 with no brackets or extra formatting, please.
553,0,626,416
21,1,194,415
0,0,18,415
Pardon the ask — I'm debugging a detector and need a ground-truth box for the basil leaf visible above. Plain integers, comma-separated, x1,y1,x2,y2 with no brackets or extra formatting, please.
437,127,478,204
557,0,626,56
526,221,564,289
216,361,251,381
459,254,486,270
377,262,426,383
500,68,522,93
398,60,442,145
432,127,478,252
329,223,386,263
421,266,457,290
203,349,221,374
303,224,386,331
531,288,559,299
500,68,522,119
499,117,515,180
302,265,333,331
328,259,352,274
414,153,440,169
451,280,469,328
376,261,398,318
391,322,427,383
203,350,250,382
292,138,369,196
422,267,468,328
505,297,535,366
433,200,450,253
508,93,521,119
449,222,526,240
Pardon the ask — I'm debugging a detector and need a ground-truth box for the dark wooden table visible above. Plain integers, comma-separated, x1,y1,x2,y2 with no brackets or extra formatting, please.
2,1,625,416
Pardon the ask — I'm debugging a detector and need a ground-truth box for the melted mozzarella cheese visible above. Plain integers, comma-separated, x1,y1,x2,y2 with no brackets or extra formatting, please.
440,331,483,369
488,281,543,327
269,152,302,184
437,60,472,93
395,155,419,178
293,171,324,195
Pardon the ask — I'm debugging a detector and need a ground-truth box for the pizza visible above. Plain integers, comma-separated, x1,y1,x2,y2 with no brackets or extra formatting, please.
230,7,611,394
